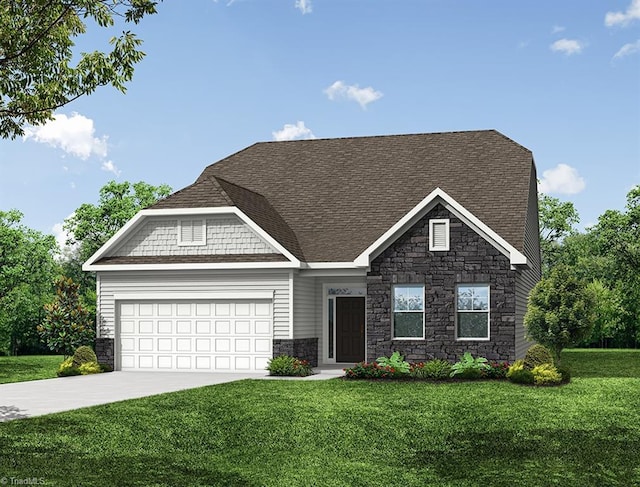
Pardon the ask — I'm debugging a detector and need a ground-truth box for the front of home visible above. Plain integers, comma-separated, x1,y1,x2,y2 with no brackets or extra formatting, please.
84,130,541,372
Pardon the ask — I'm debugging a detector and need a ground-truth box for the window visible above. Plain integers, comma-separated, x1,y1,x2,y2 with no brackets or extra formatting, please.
178,219,206,245
456,284,490,340
429,219,450,251
393,285,424,339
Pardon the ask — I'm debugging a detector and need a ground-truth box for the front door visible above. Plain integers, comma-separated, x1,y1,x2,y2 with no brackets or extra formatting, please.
336,297,365,362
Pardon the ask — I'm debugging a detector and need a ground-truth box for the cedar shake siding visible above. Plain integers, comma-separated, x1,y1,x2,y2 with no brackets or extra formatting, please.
367,204,517,362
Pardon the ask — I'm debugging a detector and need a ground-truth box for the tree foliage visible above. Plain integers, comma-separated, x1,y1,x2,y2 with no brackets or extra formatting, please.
0,0,158,139
38,276,94,357
0,210,58,354
524,264,596,361
538,193,579,275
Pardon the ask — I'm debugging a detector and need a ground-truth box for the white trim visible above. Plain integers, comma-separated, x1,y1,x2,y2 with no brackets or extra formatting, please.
82,206,302,271
392,284,426,340
455,283,491,341
299,268,368,277
288,270,294,340
429,218,450,251
177,219,206,246
113,291,274,301
84,261,299,272
354,187,527,267
304,262,366,269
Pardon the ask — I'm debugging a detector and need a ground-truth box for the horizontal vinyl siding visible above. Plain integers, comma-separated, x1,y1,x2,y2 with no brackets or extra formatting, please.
292,274,317,339
515,168,542,359
97,270,290,339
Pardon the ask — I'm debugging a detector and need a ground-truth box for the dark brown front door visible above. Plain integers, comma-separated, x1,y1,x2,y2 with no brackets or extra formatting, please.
336,297,365,362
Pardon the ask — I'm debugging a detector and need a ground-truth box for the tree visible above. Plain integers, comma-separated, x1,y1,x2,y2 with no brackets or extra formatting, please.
524,264,596,361
538,193,579,275
0,0,158,139
0,210,58,354
38,276,94,357
60,180,171,328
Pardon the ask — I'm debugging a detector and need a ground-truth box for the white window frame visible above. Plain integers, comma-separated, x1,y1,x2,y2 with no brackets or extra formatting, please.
429,218,450,251
177,219,206,246
392,285,425,340
455,284,490,341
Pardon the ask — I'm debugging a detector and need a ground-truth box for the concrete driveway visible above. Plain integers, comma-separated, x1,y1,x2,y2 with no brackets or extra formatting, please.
0,366,347,422
0,371,264,422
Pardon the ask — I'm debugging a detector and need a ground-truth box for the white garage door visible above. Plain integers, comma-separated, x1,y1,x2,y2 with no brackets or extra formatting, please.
118,300,272,371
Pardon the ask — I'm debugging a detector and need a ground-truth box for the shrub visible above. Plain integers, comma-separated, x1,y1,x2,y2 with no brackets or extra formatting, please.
376,351,410,375
450,352,489,379
410,359,452,380
57,357,81,377
483,361,511,379
532,363,562,386
343,362,400,379
79,361,102,375
99,363,114,373
523,344,554,370
266,355,313,377
506,360,534,384
556,365,571,384
72,345,97,368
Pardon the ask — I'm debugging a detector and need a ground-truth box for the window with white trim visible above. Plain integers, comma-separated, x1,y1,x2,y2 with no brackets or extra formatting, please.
429,219,450,251
393,285,425,339
178,219,206,246
456,284,490,339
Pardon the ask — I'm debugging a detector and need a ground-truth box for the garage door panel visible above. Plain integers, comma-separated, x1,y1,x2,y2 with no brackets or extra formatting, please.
119,300,272,372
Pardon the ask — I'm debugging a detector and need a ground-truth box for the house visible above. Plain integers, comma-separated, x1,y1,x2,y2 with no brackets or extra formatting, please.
83,130,541,372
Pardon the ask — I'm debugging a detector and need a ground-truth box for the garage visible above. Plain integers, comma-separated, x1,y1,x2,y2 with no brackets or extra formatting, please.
118,300,272,372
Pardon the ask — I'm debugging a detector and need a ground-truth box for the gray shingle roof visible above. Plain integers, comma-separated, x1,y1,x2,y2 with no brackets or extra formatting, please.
94,254,288,265
150,130,535,262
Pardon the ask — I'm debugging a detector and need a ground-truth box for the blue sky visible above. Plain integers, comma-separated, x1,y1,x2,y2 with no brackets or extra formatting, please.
1,0,639,247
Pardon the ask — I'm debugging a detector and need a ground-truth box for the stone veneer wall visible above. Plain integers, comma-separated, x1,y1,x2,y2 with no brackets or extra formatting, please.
95,337,115,369
273,338,318,367
367,204,517,362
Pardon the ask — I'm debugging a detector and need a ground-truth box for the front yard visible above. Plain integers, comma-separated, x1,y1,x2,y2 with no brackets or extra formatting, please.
0,349,638,486
0,355,62,384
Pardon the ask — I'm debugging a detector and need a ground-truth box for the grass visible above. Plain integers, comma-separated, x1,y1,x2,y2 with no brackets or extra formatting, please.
0,349,638,486
0,355,62,384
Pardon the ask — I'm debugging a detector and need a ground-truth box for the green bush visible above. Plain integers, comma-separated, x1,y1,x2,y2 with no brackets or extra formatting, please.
99,363,114,373
556,365,571,384
266,355,313,377
344,362,400,379
79,361,102,375
57,357,81,377
376,351,410,375
523,344,554,370
506,360,534,384
483,361,511,379
532,363,562,386
72,345,97,368
410,359,452,380
450,352,489,379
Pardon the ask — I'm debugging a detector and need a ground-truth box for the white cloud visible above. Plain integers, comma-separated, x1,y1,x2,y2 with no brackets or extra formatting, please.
324,80,383,109
101,160,121,177
552,25,566,34
23,113,108,160
550,39,584,55
538,164,586,195
605,0,640,27
295,0,312,14
272,121,315,141
613,39,640,59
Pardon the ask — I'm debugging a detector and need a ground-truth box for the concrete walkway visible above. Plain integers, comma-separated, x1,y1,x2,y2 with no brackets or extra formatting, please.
0,366,348,422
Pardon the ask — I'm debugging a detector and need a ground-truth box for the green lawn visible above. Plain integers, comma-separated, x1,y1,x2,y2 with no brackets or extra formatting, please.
0,355,62,384
0,350,639,486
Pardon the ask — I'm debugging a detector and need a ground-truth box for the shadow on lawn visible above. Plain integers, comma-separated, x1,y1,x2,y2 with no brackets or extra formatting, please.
0,405,29,422
410,427,639,486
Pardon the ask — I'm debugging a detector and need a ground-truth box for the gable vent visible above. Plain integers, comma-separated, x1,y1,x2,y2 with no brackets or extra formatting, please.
179,219,206,245
429,219,449,251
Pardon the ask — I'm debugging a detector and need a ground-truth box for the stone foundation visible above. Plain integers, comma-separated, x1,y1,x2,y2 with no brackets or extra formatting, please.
273,338,319,367
95,337,115,369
